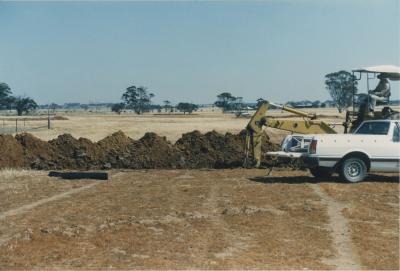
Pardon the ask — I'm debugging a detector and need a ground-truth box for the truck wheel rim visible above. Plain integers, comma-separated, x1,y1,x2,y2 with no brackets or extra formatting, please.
347,162,362,178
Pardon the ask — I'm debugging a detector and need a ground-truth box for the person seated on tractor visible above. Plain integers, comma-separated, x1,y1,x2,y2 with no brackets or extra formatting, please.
369,74,391,104
367,74,391,115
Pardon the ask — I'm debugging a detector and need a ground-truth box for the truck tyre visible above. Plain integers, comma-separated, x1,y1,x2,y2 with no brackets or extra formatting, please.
339,157,367,183
309,167,332,179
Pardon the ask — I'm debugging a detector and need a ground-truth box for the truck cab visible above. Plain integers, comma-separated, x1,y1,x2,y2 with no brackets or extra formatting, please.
267,120,400,182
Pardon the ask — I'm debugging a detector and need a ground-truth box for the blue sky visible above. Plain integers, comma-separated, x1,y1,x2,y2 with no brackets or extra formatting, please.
0,0,399,105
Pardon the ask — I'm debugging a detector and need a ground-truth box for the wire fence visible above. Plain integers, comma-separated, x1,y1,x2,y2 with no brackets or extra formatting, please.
0,117,51,134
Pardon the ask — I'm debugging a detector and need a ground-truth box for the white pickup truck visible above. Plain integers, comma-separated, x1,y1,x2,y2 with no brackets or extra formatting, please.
267,120,400,182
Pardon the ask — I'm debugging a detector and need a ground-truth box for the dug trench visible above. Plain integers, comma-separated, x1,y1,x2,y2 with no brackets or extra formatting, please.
0,130,298,170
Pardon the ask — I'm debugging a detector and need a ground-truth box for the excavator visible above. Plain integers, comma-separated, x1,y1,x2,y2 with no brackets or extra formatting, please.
243,101,337,167
244,65,400,168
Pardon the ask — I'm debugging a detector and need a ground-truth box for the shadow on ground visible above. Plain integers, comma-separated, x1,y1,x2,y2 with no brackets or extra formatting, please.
249,173,400,184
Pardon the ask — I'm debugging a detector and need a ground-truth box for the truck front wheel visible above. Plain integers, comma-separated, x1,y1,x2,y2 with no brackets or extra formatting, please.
309,167,332,179
339,157,367,183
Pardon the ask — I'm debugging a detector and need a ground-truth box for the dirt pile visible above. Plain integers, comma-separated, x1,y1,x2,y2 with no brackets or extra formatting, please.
176,130,245,168
127,133,184,169
15,133,57,169
48,134,104,169
176,130,280,168
0,130,280,170
0,134,25,168
97,131,135,168
53,115,69,120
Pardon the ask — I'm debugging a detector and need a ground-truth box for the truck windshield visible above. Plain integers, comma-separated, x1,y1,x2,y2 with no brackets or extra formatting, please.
355,122,390,135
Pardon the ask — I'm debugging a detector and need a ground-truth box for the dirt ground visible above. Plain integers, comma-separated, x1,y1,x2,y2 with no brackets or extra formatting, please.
0,169,398,270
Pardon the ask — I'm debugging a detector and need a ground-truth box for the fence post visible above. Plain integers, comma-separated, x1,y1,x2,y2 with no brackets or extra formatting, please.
48,108,51,129
15,119,18,133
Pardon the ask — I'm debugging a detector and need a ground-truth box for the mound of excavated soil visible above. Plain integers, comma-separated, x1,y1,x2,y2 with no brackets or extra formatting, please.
127,133,184,169
53,115,69,120
48,134,103,169
0,134,25,168
176,130,245,168
15,133,57,170
176,130,279,168
97,131,135,168
0,130,280,170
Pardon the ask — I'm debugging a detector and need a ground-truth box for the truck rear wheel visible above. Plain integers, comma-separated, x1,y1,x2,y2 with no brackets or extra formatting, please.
339,157,367,183
309,167,332,179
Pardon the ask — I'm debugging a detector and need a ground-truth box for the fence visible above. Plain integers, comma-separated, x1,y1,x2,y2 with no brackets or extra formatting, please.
0,117,51,134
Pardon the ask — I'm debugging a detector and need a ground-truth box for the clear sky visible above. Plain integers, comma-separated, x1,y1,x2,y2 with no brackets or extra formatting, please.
0,0,399,105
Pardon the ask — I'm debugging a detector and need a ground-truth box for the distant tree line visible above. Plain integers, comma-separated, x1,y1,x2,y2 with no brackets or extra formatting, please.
285,100,336,108
0,82,38,116
214,92,245,113
112,84,199,115
67,76,361,116
176,102,198,114
2,74,357,118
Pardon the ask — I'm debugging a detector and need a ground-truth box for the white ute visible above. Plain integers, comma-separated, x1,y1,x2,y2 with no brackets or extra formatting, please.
267,120,400,182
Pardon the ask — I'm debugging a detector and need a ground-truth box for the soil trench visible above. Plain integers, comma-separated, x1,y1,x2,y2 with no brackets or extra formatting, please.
310,184,361,270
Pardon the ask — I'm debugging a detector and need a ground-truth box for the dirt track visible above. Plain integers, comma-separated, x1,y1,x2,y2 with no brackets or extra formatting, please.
0,169,398,270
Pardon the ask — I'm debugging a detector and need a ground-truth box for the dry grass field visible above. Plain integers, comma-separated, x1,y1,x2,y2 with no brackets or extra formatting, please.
0,107,349,143
0,109,399,269
3,106,398,142
29,113,251,142
0,169,398,270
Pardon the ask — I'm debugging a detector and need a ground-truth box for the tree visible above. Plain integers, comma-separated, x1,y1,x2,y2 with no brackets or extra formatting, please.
49,103,60,113
176,102,198,115
81,104,89,111
111,103,125,114
14,97,38,116
312,100,321,108
121,85,154,114
231,96,244,114
256,98,266,107
0,82,14,109
325,71,358,113
214,92,237,112
163,100,173,113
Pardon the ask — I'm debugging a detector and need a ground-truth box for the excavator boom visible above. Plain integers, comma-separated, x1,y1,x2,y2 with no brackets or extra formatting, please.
244,101,336,167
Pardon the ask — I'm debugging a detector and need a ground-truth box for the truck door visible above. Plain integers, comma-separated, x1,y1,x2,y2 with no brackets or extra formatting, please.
378,122,400,171
367,122,400,172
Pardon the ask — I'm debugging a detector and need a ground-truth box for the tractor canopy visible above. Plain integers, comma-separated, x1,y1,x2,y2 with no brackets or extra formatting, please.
352,65,400,81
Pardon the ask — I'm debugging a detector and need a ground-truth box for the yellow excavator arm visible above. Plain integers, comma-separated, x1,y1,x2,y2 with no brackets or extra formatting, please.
244,101,336,167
